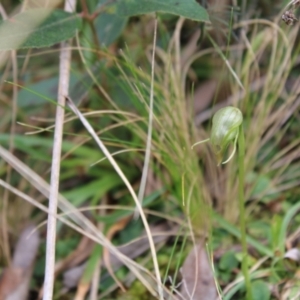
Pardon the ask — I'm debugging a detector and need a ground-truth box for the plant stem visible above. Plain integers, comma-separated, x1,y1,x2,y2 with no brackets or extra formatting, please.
238,125,252,300
136,16,158,217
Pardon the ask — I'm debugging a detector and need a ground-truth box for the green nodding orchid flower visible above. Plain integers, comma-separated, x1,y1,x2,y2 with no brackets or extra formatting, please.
192,106,243,165
192,106,251,295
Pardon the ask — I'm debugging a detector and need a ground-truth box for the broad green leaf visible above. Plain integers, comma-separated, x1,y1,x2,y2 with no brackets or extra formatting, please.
251,280,270,300
95,0,128,47
0,9,81,50
105,0,209,22
18,70,94,108
95,11,128,47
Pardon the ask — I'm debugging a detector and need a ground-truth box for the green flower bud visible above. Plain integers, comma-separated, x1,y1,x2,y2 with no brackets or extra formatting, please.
211,106,243,165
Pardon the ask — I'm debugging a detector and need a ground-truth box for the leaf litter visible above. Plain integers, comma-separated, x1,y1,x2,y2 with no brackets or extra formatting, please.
0,224,40,300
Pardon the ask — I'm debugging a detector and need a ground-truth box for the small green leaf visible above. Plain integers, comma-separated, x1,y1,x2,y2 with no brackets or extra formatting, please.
105,0,209,22
0,9,82,50
18,77,58,108
219,251,238,271
251,280,270,300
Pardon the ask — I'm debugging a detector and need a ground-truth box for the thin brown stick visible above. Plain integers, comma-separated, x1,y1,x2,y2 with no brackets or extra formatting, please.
42,1,76,299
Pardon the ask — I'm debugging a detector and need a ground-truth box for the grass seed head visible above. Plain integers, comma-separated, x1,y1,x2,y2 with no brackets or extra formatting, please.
282,10,298,25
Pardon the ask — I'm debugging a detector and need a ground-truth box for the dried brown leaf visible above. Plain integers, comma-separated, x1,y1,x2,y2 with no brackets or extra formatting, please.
0,224,39,300
284,248,300,262
180,240,218,300
281,269,300,299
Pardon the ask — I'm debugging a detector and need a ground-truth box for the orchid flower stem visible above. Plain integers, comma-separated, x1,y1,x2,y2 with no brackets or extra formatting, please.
238,125,252,300
191,107,250,296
